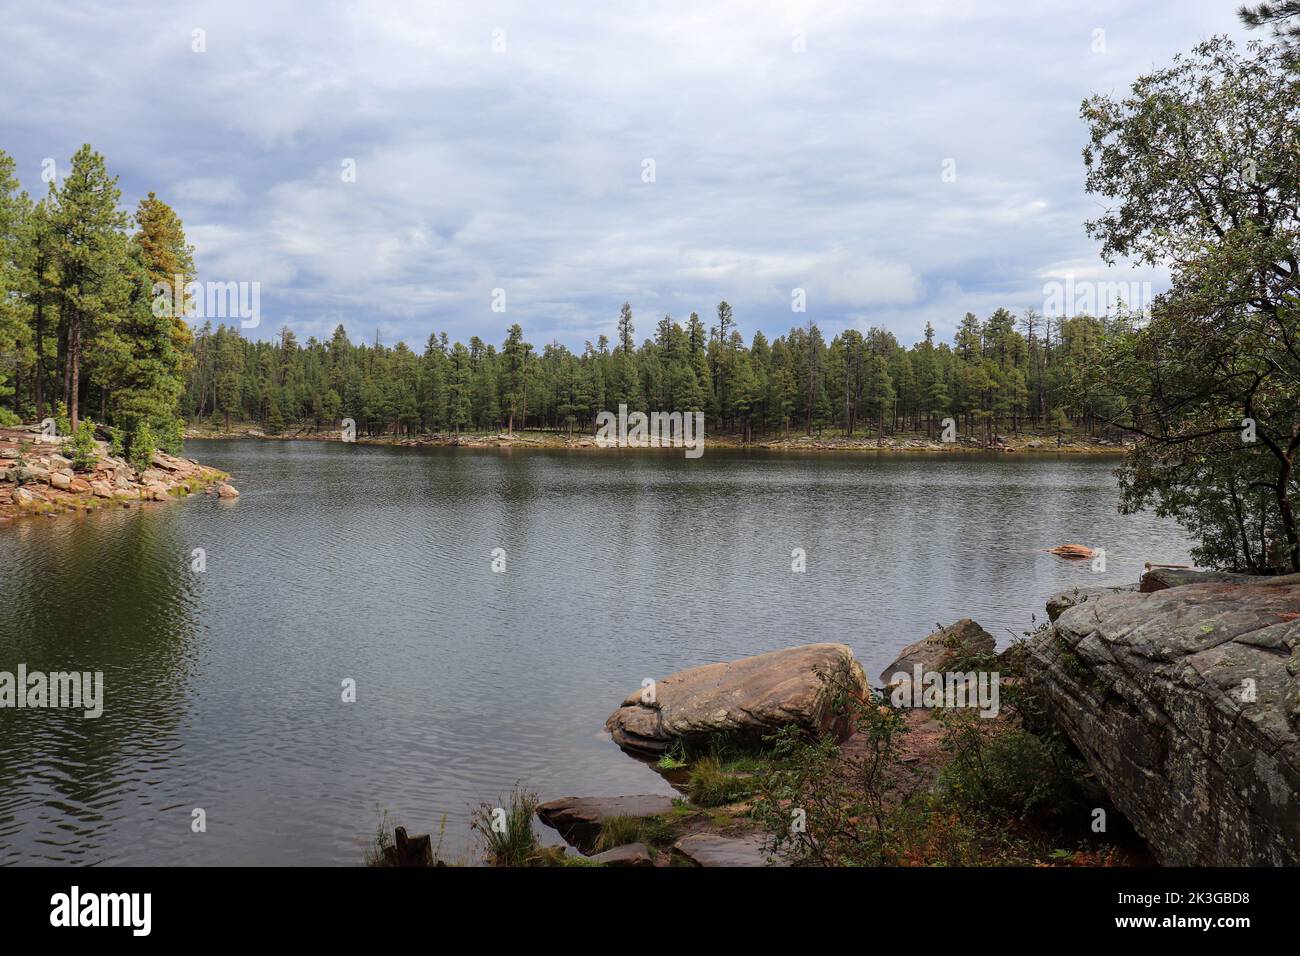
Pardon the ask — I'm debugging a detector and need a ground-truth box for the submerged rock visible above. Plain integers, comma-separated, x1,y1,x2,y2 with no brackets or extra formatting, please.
217,483,240,498
1044,543,1095,559
605,643,866,757
1027,574,1300,865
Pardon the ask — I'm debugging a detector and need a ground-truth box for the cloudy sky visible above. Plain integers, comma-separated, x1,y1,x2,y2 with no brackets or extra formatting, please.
0,1,1251,350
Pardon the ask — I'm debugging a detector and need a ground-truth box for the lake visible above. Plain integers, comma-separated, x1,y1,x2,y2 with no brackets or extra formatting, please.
0,440,1192,865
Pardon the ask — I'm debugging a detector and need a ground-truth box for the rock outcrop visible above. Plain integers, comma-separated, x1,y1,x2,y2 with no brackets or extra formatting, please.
878,618,995,687
605,643,867,758
1027,574,1300,865
0,426,226,519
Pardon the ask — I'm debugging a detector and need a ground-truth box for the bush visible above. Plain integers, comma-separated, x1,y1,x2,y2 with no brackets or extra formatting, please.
751,665,914,866
127,420,157,473
595,814,669,852
471,786,540,866
62,420,100,470
687,758,755,807
0,408,20,427
156,416,185,455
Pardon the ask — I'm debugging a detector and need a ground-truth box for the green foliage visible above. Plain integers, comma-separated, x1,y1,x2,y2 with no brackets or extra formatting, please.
0,408,19,427
127,419,157,473
155,416,184,455
1078,38,1300,572
595,814,670,851
471,786,540,867
751,665,914,866
169,302,1118,444
686,757,756,807
935,711,1089,823
62,420,99,470
751,638,1110,866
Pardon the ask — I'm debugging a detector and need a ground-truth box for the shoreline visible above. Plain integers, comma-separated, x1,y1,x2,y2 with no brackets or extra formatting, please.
186,426,1131,456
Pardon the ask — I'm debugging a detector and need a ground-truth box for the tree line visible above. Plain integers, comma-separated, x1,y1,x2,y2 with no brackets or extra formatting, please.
182,306,1119,443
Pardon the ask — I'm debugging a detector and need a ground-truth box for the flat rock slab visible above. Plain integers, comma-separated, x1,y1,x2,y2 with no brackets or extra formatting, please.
536,795,674,853
606,643,866,757
589,842,654,867
1138,567,1279,593
673,833,773,867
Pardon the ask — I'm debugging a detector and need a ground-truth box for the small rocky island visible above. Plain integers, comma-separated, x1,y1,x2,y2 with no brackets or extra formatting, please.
0,425,234,520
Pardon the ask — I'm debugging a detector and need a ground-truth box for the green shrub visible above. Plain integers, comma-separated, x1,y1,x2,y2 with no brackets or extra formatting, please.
687,758,755,807
595,814,669,851
0,408,20,427
156,416,185,455
62,420,100,470
127,420,157,473
471,786,540,866
752,665,914,866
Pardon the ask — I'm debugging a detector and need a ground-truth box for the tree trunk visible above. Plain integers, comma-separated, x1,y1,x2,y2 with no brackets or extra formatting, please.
68,315,81,431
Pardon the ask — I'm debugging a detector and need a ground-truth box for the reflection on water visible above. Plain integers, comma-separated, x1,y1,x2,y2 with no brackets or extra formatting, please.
0,441,1191,864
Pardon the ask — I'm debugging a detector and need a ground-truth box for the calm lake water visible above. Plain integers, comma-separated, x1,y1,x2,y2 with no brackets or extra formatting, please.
0,440,1192,865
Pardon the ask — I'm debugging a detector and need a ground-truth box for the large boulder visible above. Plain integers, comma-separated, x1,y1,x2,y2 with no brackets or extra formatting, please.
878,619,995,687
605,643,866,758
1027,575,1300,865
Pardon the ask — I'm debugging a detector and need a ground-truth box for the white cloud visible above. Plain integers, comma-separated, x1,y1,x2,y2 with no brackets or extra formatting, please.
0,0,1250,348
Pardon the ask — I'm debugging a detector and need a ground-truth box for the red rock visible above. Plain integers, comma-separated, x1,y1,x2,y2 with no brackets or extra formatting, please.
605,643,867,757
1045,543,1094,559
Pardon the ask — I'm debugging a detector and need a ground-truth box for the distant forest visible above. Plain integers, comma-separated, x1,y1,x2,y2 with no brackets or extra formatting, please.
0,144,1120,450
184,306,1118,441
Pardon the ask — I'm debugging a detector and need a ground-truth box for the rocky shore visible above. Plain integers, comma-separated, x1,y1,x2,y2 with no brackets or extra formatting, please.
0,426,234,522
382,566,1296,867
